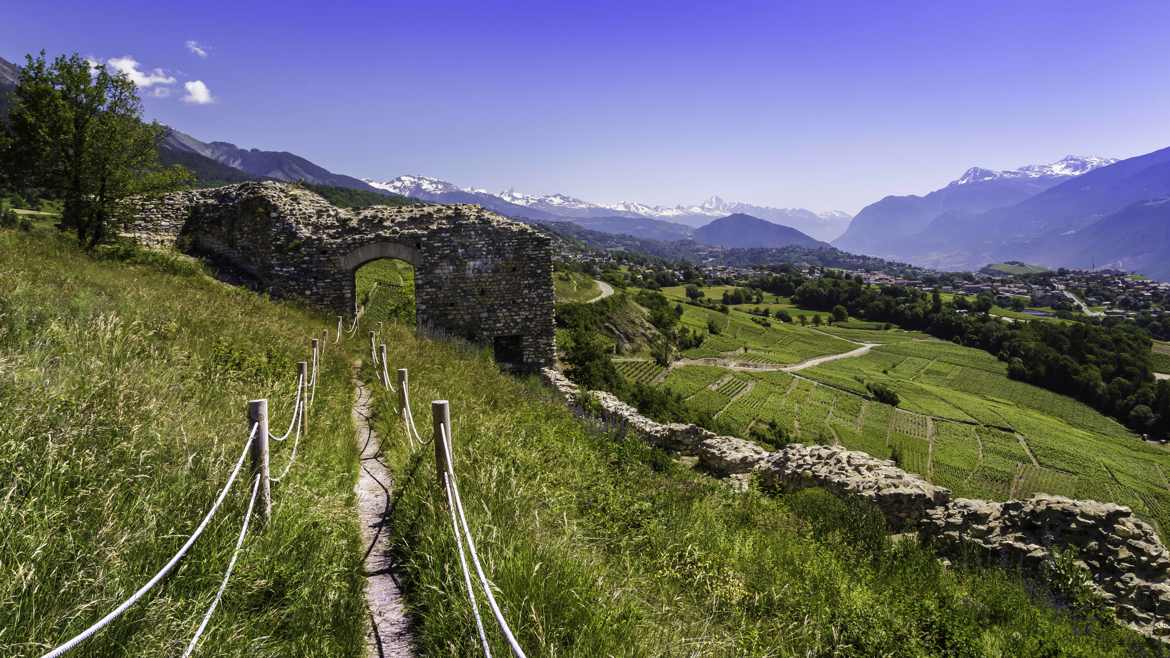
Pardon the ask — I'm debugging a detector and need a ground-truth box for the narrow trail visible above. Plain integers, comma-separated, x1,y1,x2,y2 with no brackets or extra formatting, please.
352,372,415,657
669,342,877,374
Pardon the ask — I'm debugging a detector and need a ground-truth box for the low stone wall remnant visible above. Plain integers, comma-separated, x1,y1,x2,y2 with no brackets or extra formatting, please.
541,367,1170,640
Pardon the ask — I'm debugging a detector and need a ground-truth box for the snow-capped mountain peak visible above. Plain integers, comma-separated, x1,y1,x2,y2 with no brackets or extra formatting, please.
363,175,462,196
951,155,1117,186
497,189,596,210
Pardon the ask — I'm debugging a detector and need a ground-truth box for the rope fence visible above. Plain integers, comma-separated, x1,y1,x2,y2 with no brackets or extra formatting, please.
41,317,522,657
367,327,526,657
38,329,326,658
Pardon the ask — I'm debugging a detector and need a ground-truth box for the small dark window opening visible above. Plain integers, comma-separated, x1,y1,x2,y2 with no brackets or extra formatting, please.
492,335,524,369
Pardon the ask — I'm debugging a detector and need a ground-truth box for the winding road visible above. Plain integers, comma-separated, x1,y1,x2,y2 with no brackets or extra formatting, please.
587,280,615,304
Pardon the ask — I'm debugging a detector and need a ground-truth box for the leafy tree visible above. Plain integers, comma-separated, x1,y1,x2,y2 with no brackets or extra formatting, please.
563,327,622,391
1,52,188,248
707,318,722,335
812,314,823,327
867,382,900,406
832,305,848,323
684,284,704,301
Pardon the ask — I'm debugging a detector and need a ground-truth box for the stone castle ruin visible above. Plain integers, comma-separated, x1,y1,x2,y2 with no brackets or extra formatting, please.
123,182,555,372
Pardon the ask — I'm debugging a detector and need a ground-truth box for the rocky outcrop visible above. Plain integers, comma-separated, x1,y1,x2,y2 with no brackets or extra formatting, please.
759,444,950,530
921,496,1170,638
541,366,1170,641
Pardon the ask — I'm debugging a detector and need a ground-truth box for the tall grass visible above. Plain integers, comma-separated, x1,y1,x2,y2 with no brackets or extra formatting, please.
0,225,366,656
367,322,1164,657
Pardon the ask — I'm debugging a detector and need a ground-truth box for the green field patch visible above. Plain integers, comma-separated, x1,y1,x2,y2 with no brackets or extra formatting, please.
662,365,726,397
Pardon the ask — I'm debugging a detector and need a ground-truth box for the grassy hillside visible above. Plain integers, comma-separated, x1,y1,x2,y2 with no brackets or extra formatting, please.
0,224,365,656
3,222,1165,656
363,323,1159,656
553,270,602,303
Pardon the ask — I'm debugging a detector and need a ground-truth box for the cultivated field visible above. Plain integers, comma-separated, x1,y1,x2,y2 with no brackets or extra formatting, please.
627,323,1170,537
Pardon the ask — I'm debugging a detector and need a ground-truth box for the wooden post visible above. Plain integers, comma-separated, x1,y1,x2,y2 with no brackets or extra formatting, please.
298,361,308,435
432,400,451,488
321,329,328,354
397,368,409,415
379,344,390,387
336,315,343,341
311,338,320,385
247,399,272,526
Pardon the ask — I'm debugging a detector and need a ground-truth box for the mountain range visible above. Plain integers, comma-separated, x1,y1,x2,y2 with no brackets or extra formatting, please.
365,175,851,241
832,150,1170,280
834,156,1117,257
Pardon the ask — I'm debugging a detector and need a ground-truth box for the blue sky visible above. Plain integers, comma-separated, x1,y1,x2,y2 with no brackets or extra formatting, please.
4,0,1170,213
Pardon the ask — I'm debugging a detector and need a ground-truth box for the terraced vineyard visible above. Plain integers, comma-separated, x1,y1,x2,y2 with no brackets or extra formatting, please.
635,325,1170,539
615,359,666,385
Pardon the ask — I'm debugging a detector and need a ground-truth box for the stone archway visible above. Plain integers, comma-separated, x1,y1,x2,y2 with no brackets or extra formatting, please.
339,241,421,317
123,181,556,372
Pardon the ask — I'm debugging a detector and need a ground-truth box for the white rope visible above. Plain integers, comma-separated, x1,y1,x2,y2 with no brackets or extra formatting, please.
346,314,360,338
335,316,343,344
180,474,262,658
440,424,527,658
41,424,259,658
269,375,304,442
370,334,379,366
401,383,424,447
309,347,319,408
271,400,304,483
380,354,395,393
444,472,492,658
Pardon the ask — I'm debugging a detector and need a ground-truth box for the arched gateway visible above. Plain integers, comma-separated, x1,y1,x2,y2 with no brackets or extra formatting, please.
123,182,555,372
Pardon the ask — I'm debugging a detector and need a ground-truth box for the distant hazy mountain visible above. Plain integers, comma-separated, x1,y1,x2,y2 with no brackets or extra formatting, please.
834,155,1116,258
365,175,850,240
566,215,693,241
0,55,19,115
693,213,825,249
161,129,379,191
1056,197,1170,280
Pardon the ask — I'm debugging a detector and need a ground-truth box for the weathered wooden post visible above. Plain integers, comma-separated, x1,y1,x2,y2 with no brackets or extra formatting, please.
298,361,309,435
397,368,409,415
432,400,451,488
311,338,320,379
380,343,390,388
247,399,272,526
336,315,343,342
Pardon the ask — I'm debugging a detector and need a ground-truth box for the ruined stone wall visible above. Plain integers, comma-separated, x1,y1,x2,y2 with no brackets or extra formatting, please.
123,182,555,371
541,367,1170,640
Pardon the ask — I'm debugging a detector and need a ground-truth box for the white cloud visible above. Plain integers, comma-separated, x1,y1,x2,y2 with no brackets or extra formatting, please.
106,56,175,88
182,80,214,104
185,40,208,58
151,87,171,98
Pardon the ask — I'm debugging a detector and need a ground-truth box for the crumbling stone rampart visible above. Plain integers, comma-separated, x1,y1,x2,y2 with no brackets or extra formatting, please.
541,367,1170,640
123,182,555,371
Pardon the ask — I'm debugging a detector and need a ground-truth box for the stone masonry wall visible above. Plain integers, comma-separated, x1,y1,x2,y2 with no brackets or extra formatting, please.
541,367,1170,640
123,182,555,371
